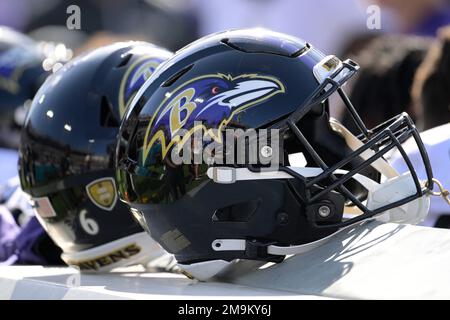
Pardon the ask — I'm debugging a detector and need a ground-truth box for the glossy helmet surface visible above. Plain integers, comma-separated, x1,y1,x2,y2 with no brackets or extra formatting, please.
116,29,434,280
19,42,173,272
0,27,49,149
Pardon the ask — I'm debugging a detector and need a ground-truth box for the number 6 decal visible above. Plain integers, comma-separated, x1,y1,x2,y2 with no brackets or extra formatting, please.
79,209,99,235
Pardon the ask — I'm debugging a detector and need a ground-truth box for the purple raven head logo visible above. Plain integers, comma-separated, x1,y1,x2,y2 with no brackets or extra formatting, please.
118,57,164,118
142,73,285,162
0,48,37,94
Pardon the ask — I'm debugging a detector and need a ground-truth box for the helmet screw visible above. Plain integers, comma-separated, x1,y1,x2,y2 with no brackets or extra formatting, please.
277,212,289,225
260,146,273,158
318,205,331,218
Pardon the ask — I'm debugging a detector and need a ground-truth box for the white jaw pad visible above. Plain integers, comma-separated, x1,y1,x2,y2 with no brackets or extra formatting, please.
368,173,430,225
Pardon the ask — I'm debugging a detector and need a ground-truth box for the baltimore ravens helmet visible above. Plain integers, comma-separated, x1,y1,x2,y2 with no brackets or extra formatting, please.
115,29,434,280
19,42,173,272
0,27,49,149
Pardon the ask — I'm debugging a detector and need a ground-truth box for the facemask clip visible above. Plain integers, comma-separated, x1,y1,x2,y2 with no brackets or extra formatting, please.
426,178,450,206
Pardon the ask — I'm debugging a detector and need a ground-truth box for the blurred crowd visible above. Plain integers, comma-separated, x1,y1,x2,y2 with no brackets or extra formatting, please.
2,0,450,127
0,0,449,267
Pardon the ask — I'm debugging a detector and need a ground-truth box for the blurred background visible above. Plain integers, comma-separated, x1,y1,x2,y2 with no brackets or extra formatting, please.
0,0,449,53
2,0,450,125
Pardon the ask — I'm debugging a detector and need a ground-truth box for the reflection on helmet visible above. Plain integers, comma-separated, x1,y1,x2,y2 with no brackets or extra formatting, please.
19,41,173,272
115,28,434,281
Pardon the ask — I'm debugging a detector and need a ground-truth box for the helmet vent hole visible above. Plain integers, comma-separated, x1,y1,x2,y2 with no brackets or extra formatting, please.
161,64,194,87
291,43,311,57
100,96,119,127
116,54,133,68
212,199,260,223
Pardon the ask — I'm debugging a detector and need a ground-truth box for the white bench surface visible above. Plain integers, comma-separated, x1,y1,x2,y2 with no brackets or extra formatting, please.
2,221,450,299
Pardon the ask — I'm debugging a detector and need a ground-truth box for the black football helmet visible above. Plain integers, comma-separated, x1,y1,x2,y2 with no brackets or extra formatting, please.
116,29,434,280
19,42,173,272
0,27,50,149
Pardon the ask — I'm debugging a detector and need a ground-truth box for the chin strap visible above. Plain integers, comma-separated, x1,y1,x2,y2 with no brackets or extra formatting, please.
427,178,450,206
211,220,362,257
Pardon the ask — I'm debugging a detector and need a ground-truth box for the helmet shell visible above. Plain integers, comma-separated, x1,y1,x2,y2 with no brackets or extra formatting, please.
116,29,347,264
19,42,172,269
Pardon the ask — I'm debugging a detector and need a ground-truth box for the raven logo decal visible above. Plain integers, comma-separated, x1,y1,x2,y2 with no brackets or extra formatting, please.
118,56,164,118
142,73,285,162
0,48,36,94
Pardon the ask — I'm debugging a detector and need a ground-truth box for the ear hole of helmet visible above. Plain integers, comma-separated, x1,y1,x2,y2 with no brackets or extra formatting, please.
212,199,261,223
161,64,194,87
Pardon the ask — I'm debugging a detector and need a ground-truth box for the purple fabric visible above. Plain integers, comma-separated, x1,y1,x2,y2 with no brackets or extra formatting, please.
0,217,49,265
0,149,19,186
0,206,20,261
412,7,450,36
0,181,63,266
